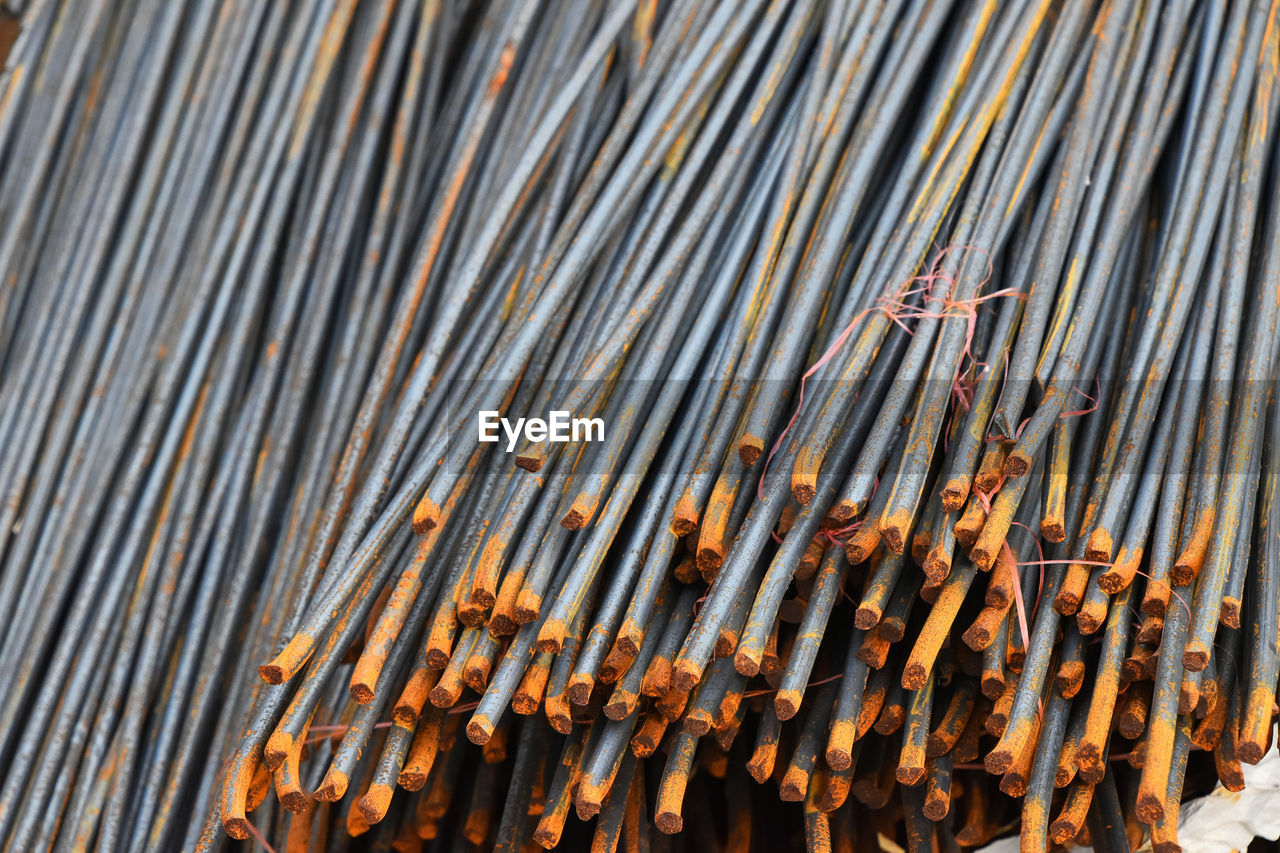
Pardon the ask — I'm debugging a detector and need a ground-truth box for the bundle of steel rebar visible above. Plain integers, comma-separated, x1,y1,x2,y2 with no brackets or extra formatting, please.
1,0,1279,851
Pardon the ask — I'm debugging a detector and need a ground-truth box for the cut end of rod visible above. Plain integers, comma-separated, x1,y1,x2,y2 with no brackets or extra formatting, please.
696,545,725,579
258,663,285,684
397,767,427,791
879,509,912,554
962,623,992,651
655,810,683,834
1003,450,1031,478
746,751,774,784
1182,640,1209,671
984,746,1014,776
513,590,541,625
604,693,636,721
511,692,540,715
532,820,562,849
349,679,375,705
1040,516,1066,543
561,496,595,529
826,500,857,527
1134,792,1165,826
427,683,457,708
565,675,592,707
774,689,802,721
545,695,573,734
779,769,808,801
1084,528,1113,564
514,452,544,472
314,769,349,802
940,479,967,512
895,763,925,786
614,627,643,659
1075,600,1107,635
262,731,293,771
671,658,702,692
279,785,309,814
222,816,251,841
259,632,314,684
671,495,699,536
967,542,997,571
683,711,712,736
854,605,882,630
423,645,450,670
536,618,566,654
825,746,852,773
358,784,393,825
1220,597,1241,629
412,497,440,533
901,663,928,691
733,647,762,678
792,480,816,506
391,696,417,722
574,784,605,820
466,714,493,745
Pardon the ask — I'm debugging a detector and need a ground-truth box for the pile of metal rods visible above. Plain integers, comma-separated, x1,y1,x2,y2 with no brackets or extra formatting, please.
2,0,1279,851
